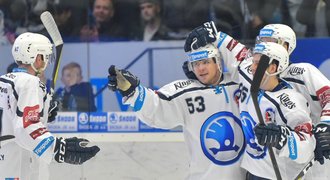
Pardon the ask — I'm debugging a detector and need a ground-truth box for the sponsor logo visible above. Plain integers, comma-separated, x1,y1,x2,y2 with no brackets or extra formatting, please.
0,86,8,93
109,113,136,124
316,86,330,108
321,109,330,117
78,113,89,124
23,105,40,128
90,114,107,123
277,93,296,109
30,127,49,139
57,115,75,122
200,111,245,165
259,29,274,37
188,51,209,61
0,154,4,160
174,80,194,90
288,134,297,160
253,44,266,53
33,136,54,157
235,48,249,61
226,39,239,51
288,67,306,76
217,32,227,47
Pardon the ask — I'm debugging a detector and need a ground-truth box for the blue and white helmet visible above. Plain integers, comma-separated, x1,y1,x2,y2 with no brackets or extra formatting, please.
258,24,296,55
187,44,221,72
253,42,289,75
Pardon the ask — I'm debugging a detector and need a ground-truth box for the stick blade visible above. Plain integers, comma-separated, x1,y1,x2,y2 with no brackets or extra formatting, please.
40,11,63,46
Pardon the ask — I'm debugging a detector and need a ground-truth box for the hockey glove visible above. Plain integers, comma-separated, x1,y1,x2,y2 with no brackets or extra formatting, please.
182,61,197,80
254,123,291,150
184,21,218,52
54,137,100,165
314,123,330,164
108,65,140,98
48,99,59,123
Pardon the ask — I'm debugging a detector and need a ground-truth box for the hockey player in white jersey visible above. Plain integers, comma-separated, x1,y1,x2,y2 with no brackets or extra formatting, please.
184,22,330,179
0,32,100,180
107,44,246,179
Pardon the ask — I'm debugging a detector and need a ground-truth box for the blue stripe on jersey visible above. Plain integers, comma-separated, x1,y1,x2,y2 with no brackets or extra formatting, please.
133,85,146,111
157,82,237,101
216,32,228,48
288,132,298,160
33,136,55,157
282,77,318,101
0,77,18,100
263,93,288,124
222,85,229,103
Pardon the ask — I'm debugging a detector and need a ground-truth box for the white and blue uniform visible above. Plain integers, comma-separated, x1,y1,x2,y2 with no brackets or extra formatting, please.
124,74,246,180
215,32,317,179
0,70,55,180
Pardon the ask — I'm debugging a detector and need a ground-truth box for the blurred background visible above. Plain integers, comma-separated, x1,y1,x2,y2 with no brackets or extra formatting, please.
1,0,330,179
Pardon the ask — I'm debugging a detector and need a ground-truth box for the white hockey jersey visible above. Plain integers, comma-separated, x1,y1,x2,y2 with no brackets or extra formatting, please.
214,32,317,179
0,71,55,180
125,74,246,180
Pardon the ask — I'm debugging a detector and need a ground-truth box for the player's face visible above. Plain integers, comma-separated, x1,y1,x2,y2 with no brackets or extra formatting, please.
140,2,159,22
192,58,221,85
61,67,82,88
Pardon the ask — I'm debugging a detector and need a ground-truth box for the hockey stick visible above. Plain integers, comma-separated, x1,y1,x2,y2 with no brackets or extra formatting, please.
250,55,282,180
40,11,64,89
294,157,315,180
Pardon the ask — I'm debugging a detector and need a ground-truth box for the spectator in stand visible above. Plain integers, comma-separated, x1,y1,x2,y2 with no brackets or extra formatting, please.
134,0,175,41
55,62,96,112
79,0,128,42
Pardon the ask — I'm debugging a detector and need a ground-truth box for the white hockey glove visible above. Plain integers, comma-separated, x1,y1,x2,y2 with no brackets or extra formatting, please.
184,21,218,52
254,123,291,150
107,65,140,98
54,137,100,165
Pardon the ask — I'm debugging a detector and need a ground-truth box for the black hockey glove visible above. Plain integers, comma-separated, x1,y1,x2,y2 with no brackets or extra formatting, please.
314,123,330,164
182,61,197,80
108,65,140,98
54,137,100,165
184,21,218,52
254,123,291,150
48,99,59,123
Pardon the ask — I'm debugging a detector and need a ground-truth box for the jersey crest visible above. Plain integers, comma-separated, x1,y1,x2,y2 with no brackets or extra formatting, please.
200,111,245,165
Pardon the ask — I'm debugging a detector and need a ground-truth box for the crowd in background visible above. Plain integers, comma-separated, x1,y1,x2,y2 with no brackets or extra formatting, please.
0,0,329,44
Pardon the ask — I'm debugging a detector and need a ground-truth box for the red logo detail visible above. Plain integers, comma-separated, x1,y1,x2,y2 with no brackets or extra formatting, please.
30,127,49,139
235,48,248,62
294,123,312,140
23,105,40,128
321,109,330,117
226,39,239,51
316,86,330,108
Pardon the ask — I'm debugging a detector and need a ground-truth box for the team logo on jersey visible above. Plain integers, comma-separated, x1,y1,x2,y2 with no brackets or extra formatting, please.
241,111,267,159
30,127,49,139
23,105,40,128
226,39,239,51
200,111,245,165
288,66,305,76
316,86,330,108
265,108,275,123
174,80,194,90
277,93,296,109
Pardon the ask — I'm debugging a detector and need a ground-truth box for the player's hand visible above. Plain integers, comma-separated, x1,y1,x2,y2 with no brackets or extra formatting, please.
184,21,218,52
254,123,291,150
182,61,197,80
48,99,59,123
54,137,100,165
108,65,140,98
314,123,330,164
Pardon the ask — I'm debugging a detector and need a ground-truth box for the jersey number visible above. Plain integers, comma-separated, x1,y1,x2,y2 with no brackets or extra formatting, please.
185,96,205,114
239,83,248,103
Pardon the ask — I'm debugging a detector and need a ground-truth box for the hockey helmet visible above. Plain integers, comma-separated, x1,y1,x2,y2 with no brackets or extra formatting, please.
257,24,296,55
187,43,221,72
12,32,54,71
253,42,289,75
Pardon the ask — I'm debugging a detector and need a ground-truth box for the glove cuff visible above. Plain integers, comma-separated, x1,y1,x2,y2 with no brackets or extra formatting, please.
54,137,66,163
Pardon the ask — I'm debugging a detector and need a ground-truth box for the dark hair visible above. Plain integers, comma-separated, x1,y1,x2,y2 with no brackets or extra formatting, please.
7,63,18,73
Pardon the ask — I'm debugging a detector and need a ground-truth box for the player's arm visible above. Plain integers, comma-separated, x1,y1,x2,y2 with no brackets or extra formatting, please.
14,78,99,164
254,92,315,163
108,65,185,129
